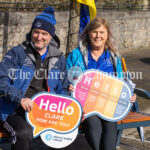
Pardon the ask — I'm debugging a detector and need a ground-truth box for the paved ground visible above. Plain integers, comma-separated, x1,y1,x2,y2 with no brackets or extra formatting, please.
121,48,150,92
0,48,150,150
1,135,150,150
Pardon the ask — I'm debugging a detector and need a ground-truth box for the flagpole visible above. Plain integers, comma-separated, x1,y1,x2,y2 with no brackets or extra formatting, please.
66,1,80,56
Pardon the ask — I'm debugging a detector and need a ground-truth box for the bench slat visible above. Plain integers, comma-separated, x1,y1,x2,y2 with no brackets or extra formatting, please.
117,112,150,124
0,126,10,138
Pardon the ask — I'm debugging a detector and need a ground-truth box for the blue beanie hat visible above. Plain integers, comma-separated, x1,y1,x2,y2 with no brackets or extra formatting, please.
32,7,56,37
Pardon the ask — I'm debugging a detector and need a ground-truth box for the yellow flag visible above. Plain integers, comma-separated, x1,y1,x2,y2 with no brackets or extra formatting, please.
76,0,96,19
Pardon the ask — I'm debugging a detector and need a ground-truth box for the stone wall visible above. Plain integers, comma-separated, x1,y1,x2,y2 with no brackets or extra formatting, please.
67,10,150,54
96,0,149,5
0,10,150,60
99,11,150,53
0,11,69,60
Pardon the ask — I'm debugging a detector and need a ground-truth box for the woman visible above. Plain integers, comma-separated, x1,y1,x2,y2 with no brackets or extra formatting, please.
67,17,136,150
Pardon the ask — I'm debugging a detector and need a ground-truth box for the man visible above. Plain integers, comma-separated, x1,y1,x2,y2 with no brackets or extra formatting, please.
0,7,69,150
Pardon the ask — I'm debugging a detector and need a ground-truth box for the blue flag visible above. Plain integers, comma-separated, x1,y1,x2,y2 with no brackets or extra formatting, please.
76,0,97,33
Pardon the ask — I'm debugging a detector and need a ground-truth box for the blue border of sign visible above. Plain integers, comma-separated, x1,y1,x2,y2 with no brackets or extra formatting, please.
25,92,83,138
73,69,133,122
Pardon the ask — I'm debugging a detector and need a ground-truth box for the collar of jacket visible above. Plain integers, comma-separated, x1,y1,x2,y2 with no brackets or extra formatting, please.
78,40,120,71
78,40,89,67
21,36,63,63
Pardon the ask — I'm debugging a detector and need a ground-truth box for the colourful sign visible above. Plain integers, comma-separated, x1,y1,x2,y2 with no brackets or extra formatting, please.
73,69,133,122
26,92,82,148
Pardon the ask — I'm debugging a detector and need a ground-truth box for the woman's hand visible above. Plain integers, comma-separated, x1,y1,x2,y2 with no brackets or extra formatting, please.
130,93,136,103
81,112,85,122
69,84,74,93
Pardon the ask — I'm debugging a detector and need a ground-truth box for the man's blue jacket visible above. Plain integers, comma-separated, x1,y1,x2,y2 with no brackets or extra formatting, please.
0,36,69,121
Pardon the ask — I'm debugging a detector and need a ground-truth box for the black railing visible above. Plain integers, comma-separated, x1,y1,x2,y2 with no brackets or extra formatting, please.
0,2,70,11
0,2,149,12
97,4,150,11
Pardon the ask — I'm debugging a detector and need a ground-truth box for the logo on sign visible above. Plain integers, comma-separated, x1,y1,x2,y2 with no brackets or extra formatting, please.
45,133,53,141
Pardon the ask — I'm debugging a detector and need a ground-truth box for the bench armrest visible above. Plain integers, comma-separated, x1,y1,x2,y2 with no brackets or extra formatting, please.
134,88,150,99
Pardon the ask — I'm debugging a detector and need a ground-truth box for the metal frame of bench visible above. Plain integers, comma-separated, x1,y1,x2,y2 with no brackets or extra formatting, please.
116,58,150,147
0,135,11,144
116,88,150,147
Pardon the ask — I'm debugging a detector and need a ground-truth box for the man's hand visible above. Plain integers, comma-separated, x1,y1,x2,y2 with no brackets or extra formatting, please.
69,84,74,93
20,98,33,112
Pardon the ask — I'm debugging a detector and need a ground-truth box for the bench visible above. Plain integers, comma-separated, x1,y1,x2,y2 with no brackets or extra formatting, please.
0,122,11,144
116,88,150,147
115,58,150,146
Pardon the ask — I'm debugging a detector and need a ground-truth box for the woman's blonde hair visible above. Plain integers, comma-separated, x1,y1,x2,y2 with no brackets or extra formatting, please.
80,17,118,55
